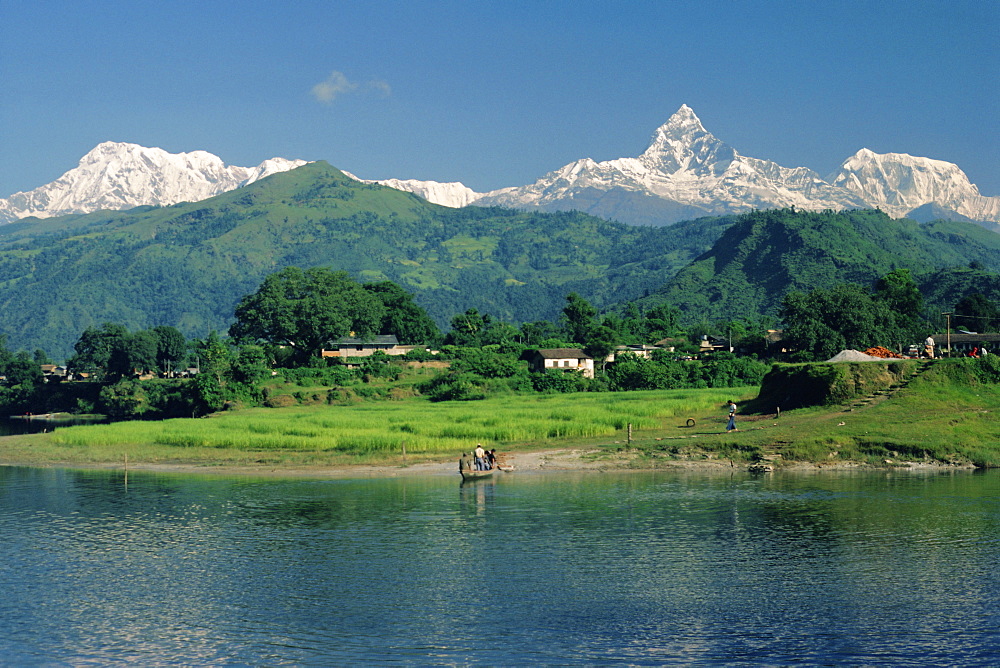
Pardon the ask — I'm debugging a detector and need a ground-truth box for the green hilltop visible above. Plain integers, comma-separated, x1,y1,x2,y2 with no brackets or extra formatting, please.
639,208,1000,321
0,162,727,357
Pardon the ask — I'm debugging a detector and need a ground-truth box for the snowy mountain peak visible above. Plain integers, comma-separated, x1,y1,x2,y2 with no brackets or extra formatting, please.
829,149,1000,220
639,105,723,174
0,143,308,223
4,109,998,228
658,104,707,137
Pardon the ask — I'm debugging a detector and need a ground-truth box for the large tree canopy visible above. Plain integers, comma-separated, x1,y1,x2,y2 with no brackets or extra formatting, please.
781,278,926,360
362,281,440,345
230,267,385,361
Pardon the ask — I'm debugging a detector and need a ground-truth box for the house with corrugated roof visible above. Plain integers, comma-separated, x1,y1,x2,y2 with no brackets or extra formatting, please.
321,335,415,359
523,348,595,379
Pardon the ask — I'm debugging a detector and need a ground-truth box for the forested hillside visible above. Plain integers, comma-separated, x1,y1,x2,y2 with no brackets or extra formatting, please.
640,208,1000,321
3,161,1000,360
0,162,729,357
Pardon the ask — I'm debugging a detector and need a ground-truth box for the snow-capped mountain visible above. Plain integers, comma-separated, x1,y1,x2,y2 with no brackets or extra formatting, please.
0,142,308,223
828,148,1000,222
473,105,867,222
359,105,1000,227
4,109,999,228
343,172,480,208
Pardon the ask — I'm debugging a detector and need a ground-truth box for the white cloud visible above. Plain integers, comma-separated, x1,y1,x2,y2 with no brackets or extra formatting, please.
310,71,392,104
368,80,392,97
311,71,358,104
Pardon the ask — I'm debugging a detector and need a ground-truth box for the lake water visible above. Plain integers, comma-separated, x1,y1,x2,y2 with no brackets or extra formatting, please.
1,466,997,665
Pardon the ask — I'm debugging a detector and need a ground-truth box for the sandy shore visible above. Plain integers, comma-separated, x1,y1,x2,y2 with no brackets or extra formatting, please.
42,449,613,478
18,447,964,479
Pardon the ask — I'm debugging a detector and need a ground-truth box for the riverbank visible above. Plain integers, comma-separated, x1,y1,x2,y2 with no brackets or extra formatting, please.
0,434,970,480
3,361,997,475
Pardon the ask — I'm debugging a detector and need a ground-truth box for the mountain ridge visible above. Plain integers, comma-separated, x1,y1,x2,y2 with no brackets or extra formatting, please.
3,161,1000,359
366,106,1000,226
0,142,307,223
2,107,998,227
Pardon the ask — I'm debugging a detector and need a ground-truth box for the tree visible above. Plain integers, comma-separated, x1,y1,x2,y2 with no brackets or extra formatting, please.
190,332,231,414
231,345,270,387
561,293,597,345
521,320,559,346
152,325,188,375
446,308,489,346
230,267,385,365
874,269,923,322
0,346,44,411
480,321,521,348
584,325,620,372
954,293,1000,332
781,284,901,360
70,323,129,380
363,281,440,344
127,330,159,375
644,304,681,341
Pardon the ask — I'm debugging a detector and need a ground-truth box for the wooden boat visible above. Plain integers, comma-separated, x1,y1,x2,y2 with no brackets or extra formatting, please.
460,467,496,481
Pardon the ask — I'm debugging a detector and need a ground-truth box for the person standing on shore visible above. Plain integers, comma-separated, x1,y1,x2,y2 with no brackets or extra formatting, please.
726,400,738,433
924,335,935,359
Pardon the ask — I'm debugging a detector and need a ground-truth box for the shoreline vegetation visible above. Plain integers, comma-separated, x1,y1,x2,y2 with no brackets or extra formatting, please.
3,357,998,477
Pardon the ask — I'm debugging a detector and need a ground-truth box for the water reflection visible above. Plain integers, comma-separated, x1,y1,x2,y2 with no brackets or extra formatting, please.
0,415,109,435
0,466,997,665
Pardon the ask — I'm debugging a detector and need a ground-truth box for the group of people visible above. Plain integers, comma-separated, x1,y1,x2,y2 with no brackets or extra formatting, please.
459,444,498,472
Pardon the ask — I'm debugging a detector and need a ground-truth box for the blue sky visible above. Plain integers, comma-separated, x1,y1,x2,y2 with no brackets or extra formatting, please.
2,0,997,197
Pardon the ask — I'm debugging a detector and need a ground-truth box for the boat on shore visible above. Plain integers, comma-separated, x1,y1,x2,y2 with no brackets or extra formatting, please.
460,467,496,482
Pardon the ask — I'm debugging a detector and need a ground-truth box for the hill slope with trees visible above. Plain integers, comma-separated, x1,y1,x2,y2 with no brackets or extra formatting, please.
3,161,1000,360
0,162,729,357
639,208,1000,322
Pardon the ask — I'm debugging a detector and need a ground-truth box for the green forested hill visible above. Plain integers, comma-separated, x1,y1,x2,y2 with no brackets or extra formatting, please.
640,208,1000,321
0,163,729,357
4,164,1000,360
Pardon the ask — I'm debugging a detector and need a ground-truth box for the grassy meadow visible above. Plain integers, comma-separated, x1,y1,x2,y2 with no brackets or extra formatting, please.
4,358,1000,471
10,388,742,468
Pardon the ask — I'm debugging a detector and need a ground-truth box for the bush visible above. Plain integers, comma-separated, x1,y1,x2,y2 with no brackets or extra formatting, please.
531,369,587,393
418,372,488,401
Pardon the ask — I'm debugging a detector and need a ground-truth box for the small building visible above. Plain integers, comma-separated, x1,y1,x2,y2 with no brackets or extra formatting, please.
322,335,414,359
699,335,730,354
930,332,1000,357
653,338,684,353
524,348,595,379
604,344,660,363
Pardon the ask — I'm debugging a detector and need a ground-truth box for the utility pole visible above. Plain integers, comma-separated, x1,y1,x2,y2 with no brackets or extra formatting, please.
942,313,952,357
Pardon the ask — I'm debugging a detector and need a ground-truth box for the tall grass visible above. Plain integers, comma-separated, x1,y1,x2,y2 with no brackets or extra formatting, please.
50,389,740,459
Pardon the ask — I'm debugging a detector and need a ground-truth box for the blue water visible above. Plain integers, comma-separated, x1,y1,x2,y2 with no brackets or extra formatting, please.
0,466,997,665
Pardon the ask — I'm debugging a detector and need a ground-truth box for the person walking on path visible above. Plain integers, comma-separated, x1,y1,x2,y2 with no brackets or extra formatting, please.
726,400,738,433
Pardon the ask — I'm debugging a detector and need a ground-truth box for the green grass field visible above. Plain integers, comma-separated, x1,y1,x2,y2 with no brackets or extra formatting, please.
4,359,999,471
25,388,740,467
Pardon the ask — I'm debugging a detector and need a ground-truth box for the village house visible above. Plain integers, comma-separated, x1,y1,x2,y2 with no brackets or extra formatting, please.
523,348,595,379
698,334,730,354
321,335,419,359
603,344,660,363
929,332,1000,357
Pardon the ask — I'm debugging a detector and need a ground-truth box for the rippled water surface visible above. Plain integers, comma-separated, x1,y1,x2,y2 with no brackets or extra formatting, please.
1,466,998,665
